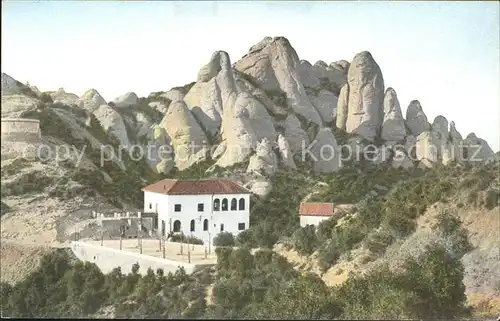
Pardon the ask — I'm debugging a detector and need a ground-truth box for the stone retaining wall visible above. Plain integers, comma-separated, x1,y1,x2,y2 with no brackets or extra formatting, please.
70,241,201,275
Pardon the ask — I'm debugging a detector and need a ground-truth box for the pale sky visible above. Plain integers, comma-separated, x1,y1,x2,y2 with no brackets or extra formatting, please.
2,1,499,150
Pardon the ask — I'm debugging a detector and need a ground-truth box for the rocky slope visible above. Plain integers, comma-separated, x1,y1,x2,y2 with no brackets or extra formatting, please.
1,37,499,315
2,37,496,182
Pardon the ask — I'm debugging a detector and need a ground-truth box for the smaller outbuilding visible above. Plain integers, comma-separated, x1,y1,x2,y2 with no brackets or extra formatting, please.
299,202,334,227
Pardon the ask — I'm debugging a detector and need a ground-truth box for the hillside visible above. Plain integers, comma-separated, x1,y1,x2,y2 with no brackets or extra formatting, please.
1,37,499,319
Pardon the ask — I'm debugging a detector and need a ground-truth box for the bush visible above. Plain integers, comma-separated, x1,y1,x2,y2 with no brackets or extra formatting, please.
364,229,394,255
171,82,196,95
135,98,164,123
467,190,478,204
39,92,53,104
484,189,499,210
264,88,288,108
292,225,319,255
0,158,31,176
235,229,255,248
229,248,254,278
317,242,341,272
433,209,473,258
337,243,470,319
316,217,338,242
213,232,235,247
1,172,55,197
1,201,11,217
170,233,204,245
382,213,416,237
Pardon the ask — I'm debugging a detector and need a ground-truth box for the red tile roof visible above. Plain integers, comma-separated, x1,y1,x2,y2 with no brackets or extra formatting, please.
142,178,250,195
299,202,334,217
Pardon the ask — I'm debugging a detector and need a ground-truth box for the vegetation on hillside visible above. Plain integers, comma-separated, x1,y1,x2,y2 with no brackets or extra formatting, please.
5,91,498,318
1,236,473,319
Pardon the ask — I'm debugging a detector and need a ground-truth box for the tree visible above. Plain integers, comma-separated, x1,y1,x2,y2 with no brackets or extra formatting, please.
39,92,53,104
229,248,254,279
316,217,337,242
213,232,235,247
292,225,319,255
402,243,470,319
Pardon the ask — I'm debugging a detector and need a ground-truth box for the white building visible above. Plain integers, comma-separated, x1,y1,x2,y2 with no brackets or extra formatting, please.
142,178,251,245
299,202,334,227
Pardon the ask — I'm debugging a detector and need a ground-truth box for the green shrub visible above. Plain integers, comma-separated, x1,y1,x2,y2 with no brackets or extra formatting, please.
253,249,273,267
484,189,499,210
215,247,233,272
364,229,394,255
135,98,164,123
433,209,473,258
467,190,478,204
39,92,53,104
170,233,204,245
317,242,341,272
229,248,254,278
213,232,235,247
337,243,470,319
382,212,416,237
316,217,338,242
319,77,340,95
1,172,55,197
52,102,87,119
0,158,32,176
171,82,196,95
235,229,256,248
433,209,462,236
292,225,319,255
264,88,288,108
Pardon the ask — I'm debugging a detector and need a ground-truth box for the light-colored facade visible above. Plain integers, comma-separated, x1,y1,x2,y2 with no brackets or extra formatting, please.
299,215,332,227
143,180,251,245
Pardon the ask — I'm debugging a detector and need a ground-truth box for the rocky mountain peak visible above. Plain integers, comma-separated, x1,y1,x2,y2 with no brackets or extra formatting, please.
78,89,107,111
345,50,385,141
406,100,430,136
111,92,138,108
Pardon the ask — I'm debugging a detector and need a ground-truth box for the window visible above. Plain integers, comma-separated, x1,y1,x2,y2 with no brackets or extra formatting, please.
238,223,246,231
203,219,208,231
149,203,152,210
214,199,220,211
198,203,204,212
239,198,245,210
231,198,237,210
220,223,224,232
190,219,195,232
174,204,181,212
222,199,228,211
173,220,181,232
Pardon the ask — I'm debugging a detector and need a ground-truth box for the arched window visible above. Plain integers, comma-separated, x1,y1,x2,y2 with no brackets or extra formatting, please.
173,220,181,232
222,198,228,211
190,219,195,232
214,199,220,211
239,198,245,210
231,198,237,210
203,219,208,231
